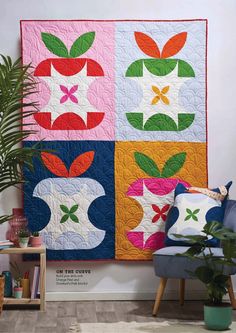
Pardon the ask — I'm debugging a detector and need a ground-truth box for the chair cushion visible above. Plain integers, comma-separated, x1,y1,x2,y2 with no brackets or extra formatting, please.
164,182,232,247
153,246,236,279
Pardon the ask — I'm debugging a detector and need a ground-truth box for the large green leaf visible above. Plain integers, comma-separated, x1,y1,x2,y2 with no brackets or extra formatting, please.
172,234,207,243
222,239,236,260
195,266,214,284
212,229,236,241
134,152,160,177
161,152,186,178
182,244,203,257
203,221,221,235
70,32,95,58
214,274,229,285
0,56,48,223
41,32,69,57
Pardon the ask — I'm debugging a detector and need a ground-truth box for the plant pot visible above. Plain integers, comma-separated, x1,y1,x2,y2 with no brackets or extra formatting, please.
0,276,5,315
13,287,23,299
204,303,232,331
30,236,42,247
19,237,29,248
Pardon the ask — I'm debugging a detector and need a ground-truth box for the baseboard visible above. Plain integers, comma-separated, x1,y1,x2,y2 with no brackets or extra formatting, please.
46,290,210,301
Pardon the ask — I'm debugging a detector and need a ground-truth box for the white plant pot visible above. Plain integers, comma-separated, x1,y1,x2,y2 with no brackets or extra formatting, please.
19,237,29,248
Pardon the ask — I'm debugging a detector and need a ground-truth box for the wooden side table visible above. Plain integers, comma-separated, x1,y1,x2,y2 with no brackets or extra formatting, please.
0,246,46,311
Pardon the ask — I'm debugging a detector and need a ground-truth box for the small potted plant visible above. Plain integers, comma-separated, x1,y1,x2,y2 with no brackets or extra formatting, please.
174,221,236,331
18,228,30,248
13,278,23,299
30,231,43,247
10,262,23,299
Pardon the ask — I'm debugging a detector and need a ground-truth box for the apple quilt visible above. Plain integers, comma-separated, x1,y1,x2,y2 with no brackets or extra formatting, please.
21,20,208,260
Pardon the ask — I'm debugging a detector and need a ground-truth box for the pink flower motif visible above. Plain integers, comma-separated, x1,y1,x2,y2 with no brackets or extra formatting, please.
60,85,78,104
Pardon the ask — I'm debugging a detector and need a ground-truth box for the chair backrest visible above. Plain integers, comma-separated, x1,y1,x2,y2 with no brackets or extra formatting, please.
223,200,236,232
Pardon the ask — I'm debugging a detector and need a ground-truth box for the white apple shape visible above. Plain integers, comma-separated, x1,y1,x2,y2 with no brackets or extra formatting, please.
130,66,189,123
33,151,106,250
34,177,105,250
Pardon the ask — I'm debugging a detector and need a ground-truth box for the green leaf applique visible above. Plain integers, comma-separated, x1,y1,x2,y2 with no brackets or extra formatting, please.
60,205,70,214
185,208,200,222
41,33,69,57
134,152,161,177
161,152,186,178
60,214,70,224
70,214,79,223
69,32,95,58
69,204,79,214
60,204,79,224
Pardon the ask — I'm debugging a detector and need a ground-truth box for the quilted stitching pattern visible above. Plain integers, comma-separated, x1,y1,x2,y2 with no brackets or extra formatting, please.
21,20,207,260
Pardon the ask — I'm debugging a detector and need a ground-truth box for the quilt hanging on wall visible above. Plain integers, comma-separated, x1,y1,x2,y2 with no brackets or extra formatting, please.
21,19,208,260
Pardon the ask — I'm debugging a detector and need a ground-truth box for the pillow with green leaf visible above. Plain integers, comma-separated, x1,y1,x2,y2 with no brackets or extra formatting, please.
165,182,232,247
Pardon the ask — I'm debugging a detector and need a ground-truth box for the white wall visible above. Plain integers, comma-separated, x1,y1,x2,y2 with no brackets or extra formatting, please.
0,0,236,300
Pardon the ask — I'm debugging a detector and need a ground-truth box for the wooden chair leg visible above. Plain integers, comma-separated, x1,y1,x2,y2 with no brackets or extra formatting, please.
152,277,168,316
179,279,185,306
227,276,236,310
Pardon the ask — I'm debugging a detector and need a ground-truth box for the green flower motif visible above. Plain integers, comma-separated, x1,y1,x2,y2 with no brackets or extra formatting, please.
184,208,200,222
60,204,79,224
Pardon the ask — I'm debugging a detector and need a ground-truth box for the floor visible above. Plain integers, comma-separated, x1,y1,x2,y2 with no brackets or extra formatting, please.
0,300,236,333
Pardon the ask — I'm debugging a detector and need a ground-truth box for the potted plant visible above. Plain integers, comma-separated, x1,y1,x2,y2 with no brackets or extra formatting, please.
174,221,236,330
0,55,45,225
13,278,23,299
10,262,23,298
18,228,30,248
30,231,43,247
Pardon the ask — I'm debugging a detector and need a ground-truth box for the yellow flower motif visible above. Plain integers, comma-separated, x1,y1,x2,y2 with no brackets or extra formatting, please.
151,85,170,105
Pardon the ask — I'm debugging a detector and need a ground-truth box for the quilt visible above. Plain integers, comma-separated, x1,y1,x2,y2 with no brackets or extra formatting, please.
21,20,208,260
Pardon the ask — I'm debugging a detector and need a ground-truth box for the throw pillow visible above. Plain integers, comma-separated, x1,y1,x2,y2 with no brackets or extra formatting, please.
165,181,232,247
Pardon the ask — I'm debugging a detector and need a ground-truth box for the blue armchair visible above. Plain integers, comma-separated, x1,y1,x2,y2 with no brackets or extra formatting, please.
152,199,236,316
